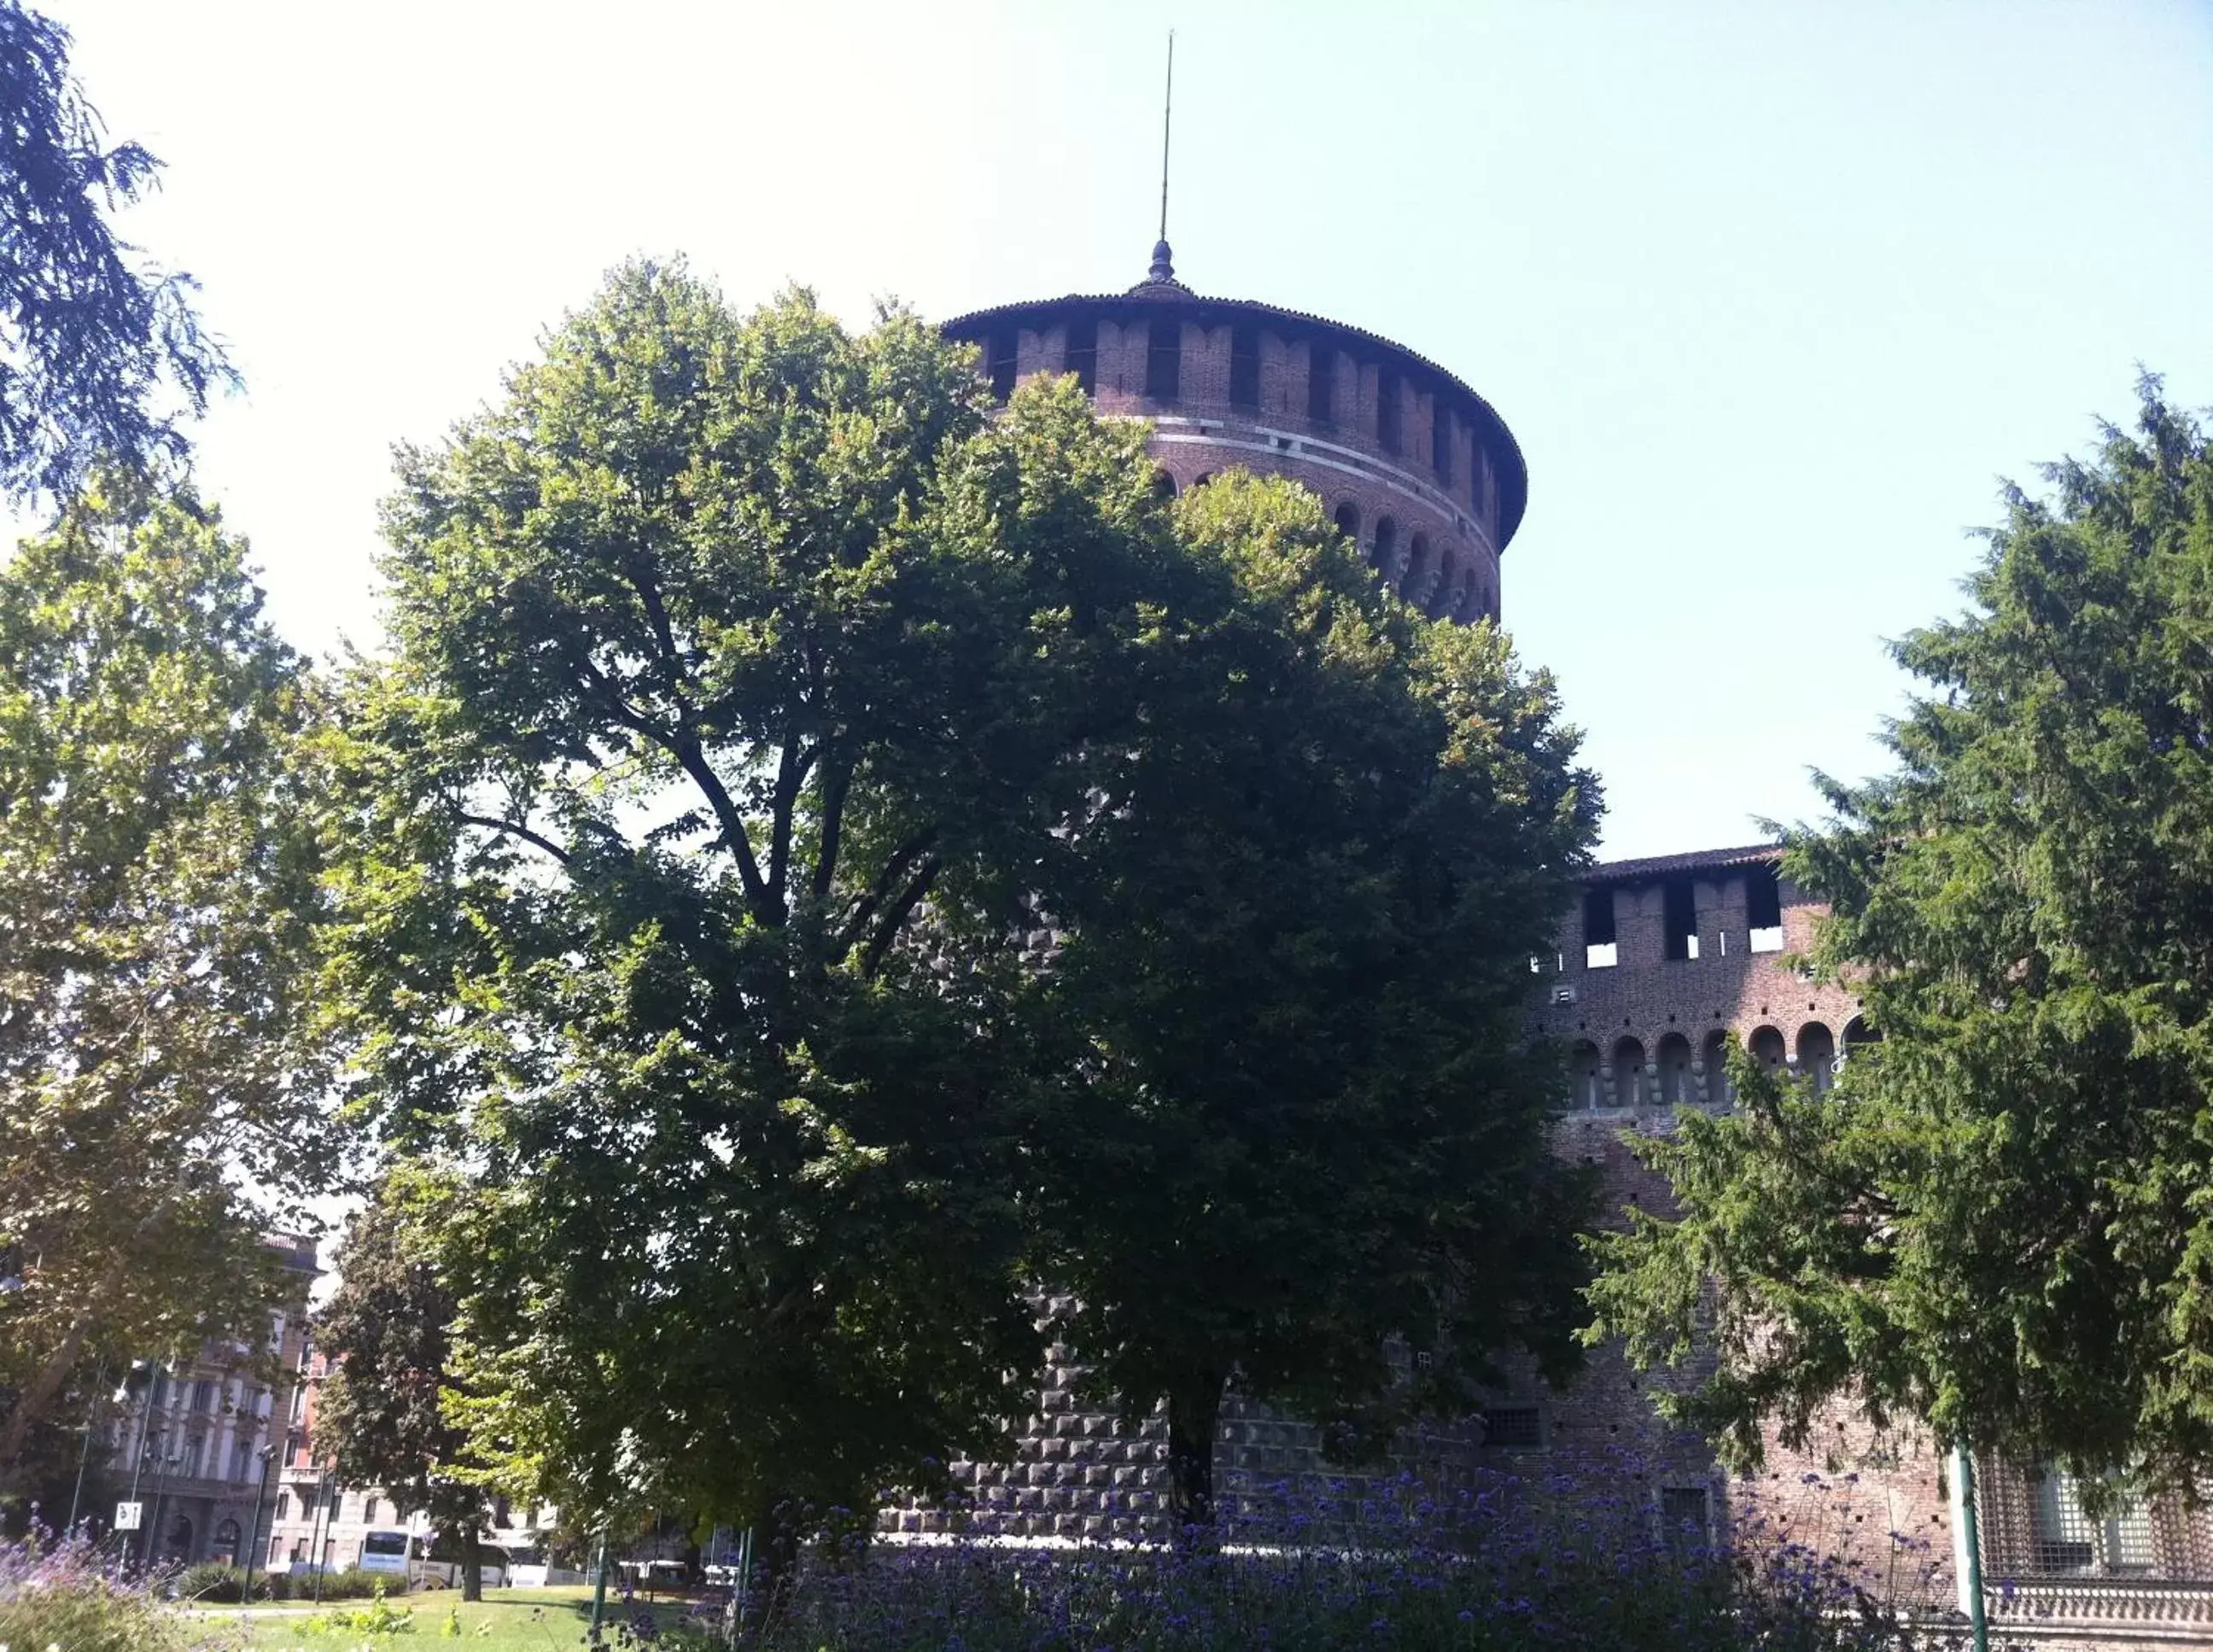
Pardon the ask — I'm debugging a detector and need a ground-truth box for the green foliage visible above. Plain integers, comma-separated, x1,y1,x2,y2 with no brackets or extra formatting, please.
1025,473,1600,1509
0,3,236,503
1585,377,2213,1497
303,1581,415,1636
0,480,329,1481
323,260,1114,1544
327,255,1602,1550
313,1167,493,1597
178,1561,259,1602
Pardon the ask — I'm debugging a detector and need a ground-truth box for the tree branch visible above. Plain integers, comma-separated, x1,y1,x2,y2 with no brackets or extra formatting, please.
860,858,937,978
454,810,574,867
838,826,939,959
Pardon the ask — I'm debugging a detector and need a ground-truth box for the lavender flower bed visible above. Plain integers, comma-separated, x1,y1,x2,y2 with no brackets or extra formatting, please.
1,1523,185,1652
729,1461,1967,1652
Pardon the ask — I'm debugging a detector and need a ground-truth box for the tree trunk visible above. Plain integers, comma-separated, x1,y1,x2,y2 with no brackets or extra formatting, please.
1166,1373,1223,1537
460,1526,482,1602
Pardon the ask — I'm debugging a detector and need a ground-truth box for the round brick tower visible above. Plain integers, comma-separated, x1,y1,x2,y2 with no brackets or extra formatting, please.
942,242,1526,623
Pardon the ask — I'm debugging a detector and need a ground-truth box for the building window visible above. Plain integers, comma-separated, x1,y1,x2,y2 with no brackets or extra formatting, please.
1433,400,1452,487
1333,502,1360,540
1798,1022,1836,1091
1144,320,1181,402
1702,1030,1734,1108
1570,1041,1603,1110
2033,1468,2154,1573
1747,865,1784,952
181,1434,204,1478
987,327,1018,404
1661,1486,1712,1552
1229,323,1260,409
1662,877,1698,960
1480,1405,1545,1450
191,1380,214,1413
1064,317,1096,394
1583,887,1617,969
1306,343,1334,426
275,1491,291,1522
1612,1038,1649,1107
1749,1025,1787,1076
1370,515,1398,575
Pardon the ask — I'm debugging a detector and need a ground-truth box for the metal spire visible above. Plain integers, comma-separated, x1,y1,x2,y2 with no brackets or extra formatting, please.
1148,31,1176,283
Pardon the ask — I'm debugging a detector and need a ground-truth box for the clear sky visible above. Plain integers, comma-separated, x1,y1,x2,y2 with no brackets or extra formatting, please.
32,0,2213,860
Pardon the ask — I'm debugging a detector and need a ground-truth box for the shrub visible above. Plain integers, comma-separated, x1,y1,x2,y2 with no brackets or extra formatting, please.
0,1526,184,1652
177,1562,258,1602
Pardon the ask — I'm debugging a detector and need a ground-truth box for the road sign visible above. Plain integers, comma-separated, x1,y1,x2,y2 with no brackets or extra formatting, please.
114,1501,143,1531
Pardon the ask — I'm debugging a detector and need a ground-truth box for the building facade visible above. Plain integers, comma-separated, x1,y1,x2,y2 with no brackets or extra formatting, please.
925,248,2213,1646
102,1235,317,1573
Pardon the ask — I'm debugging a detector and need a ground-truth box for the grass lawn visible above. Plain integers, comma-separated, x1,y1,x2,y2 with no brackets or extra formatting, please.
205,1585,708,1652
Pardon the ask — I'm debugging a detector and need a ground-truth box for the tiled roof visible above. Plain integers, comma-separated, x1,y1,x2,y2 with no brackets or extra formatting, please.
1579,843,1782,884
939,286,1529,549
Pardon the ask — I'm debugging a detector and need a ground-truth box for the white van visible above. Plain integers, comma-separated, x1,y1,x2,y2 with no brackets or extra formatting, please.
359,1530,413,1578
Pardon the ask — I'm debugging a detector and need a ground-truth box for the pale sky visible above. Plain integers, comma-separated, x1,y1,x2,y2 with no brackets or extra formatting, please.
31,0,2213,860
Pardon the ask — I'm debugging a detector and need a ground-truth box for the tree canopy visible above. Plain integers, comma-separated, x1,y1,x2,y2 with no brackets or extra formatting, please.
324,261,1151,1556
1585,378,2213,1497
1026,474,1599,1521
0,2,234,504
0,481,326,1484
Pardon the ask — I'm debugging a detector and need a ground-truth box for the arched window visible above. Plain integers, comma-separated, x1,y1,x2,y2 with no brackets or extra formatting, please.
1798,1022,1836,1092
214,1517,242,1566
1655,1033,1694,1107
1439,559,1470,621
1334,502,1361,540
1404,534,1437,607
1570,1041,1603,1110
1612,1037,1649,1108
1842,1015,1878,1054
1371,516,1399,575
1190,471,1216,490
1702,1030,1734,1108
1152,470,1178,501
1749,1026,1786,1077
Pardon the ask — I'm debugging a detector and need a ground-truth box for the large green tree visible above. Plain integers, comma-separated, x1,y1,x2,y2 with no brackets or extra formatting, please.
312,1167,496,1599
321,262,1184,1568
1586,378,2213,1497
1029,475,1598,1523
0,482,326,1486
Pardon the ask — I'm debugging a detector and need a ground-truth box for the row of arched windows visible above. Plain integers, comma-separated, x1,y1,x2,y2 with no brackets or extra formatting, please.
1568,1019,1875,1111
1333,501,1492,622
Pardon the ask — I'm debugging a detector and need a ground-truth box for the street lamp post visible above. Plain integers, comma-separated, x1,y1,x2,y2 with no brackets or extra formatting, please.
242,1443,277,1602
142,1440,179,1570
120,1361,160,1565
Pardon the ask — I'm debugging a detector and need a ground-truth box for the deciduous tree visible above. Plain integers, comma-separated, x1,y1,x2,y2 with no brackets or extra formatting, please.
0,482,326,1484
1586,377,2213,1499
321,262,1178,1572
1030,475,1600,1523
313,1168,494,1599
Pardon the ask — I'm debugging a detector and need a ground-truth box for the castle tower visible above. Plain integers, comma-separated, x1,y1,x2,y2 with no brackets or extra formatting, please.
941,242,1526,625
